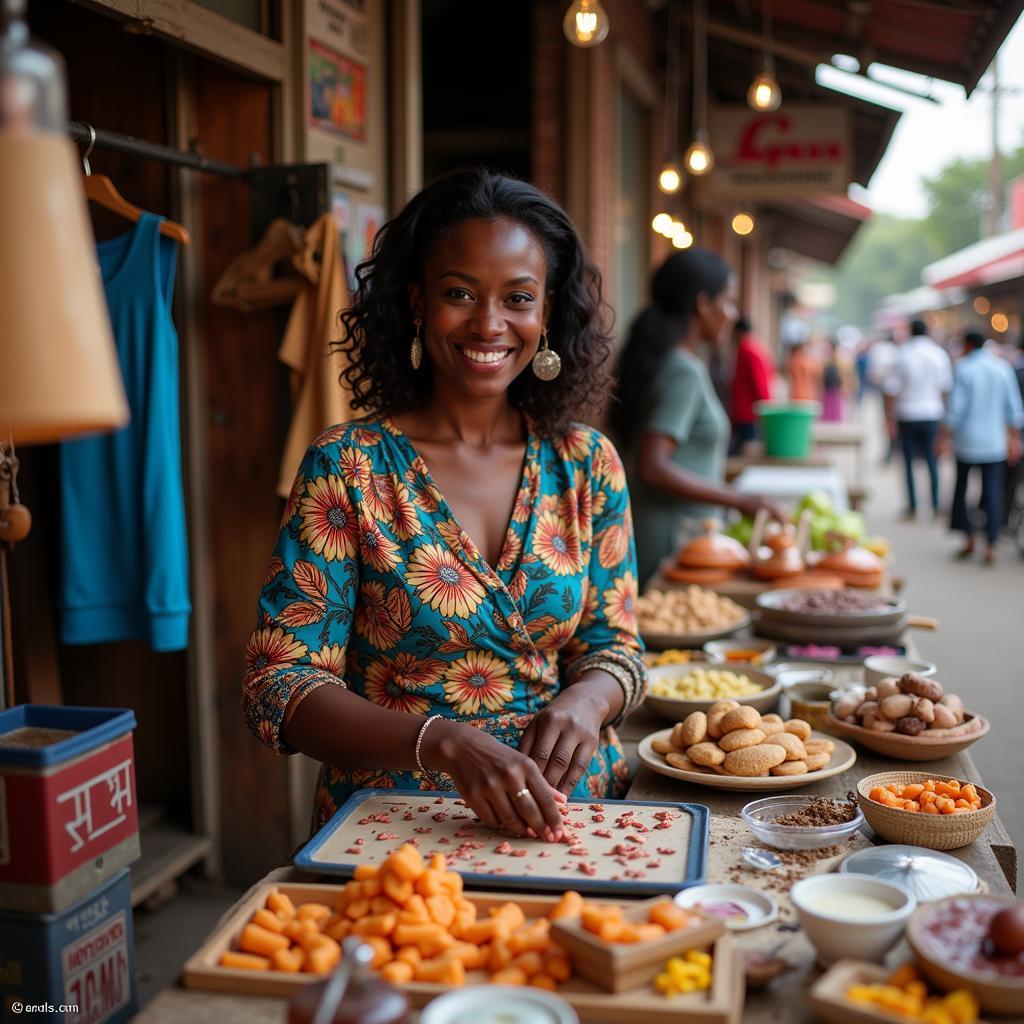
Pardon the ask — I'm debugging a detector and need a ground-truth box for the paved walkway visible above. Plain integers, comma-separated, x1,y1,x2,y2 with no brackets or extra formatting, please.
852,397,1022,885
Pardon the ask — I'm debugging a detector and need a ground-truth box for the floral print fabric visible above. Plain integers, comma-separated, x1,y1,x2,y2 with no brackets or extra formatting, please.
242,416,645,832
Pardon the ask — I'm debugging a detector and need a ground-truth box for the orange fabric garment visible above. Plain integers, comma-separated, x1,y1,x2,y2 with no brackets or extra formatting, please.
787,347,823,402
277,213,353,497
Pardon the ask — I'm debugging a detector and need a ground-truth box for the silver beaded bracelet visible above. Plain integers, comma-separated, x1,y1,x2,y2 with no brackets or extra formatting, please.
415,713,444,774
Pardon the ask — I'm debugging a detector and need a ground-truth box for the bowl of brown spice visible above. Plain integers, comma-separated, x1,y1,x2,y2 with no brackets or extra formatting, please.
741,794,864,850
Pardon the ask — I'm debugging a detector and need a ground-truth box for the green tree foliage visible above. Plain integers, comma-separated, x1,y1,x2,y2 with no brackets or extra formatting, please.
828,214,940,325
825,143,1024,326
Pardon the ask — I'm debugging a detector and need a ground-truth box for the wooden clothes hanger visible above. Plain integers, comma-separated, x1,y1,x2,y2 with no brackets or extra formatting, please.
80,125,191,246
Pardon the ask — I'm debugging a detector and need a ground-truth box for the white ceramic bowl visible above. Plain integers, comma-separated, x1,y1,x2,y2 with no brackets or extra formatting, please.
863,655,937,690
790,873,916,966
644,663,781,720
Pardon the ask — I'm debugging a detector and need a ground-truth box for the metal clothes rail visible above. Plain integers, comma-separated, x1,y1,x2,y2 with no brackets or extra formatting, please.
67,121,247,180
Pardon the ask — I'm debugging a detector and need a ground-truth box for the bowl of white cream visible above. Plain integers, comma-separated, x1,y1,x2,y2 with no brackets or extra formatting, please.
790,872,916,966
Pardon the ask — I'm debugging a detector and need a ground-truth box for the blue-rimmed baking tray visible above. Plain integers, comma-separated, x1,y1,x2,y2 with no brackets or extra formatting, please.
294,788,708,897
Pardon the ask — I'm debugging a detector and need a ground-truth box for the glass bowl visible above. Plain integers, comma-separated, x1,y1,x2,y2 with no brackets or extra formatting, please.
741,795,865,851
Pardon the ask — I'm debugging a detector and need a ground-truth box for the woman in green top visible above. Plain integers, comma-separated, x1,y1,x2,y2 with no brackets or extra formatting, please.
613,249,784,584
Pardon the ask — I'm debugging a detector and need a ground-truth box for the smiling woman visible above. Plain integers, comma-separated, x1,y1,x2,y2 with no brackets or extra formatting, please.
241,170,647,842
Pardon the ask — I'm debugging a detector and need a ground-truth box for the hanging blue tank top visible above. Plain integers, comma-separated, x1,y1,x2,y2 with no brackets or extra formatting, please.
59,212,191,651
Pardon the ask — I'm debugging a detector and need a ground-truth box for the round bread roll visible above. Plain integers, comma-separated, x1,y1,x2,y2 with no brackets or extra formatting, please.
759,713,785,735
803,738,834,756
771,731,807,761
719,705,761,734
804,751,831,772
770,760,808,776
718,727,766,752
783,718,812,741
678,711,708,748
687,742,726,767
706,700,740,740
722,743,786,777
652,738,677,755
670,722,689,749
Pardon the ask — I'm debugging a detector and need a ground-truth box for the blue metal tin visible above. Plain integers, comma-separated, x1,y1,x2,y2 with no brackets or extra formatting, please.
0,868,137,1022
0,706,137,769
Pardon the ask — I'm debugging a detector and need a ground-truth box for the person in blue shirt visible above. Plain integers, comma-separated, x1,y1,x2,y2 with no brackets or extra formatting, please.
937,330,1024,565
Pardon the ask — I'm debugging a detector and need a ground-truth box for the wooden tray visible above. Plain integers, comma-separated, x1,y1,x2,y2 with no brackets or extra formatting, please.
809,959,995,1024
637,729,856,792
642,613,752,650
550,896,724,992
294,790,709,897
182,882,746,1024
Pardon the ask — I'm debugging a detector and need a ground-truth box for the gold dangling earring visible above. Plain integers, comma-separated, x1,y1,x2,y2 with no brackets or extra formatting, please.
532,327,562,381
410,319,423,369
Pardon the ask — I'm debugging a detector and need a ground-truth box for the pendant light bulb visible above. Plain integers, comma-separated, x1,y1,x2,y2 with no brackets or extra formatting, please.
731,212,755,236
563,0,610,47
671,224,694,249
684,135,714,176
651,213,674,236
657,162,682,194
747,68,782,112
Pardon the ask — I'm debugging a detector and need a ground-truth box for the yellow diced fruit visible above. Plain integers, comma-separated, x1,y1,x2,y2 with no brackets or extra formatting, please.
685,949,713,967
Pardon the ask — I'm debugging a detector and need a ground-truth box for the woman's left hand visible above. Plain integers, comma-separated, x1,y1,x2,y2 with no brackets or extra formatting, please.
518,686,607,795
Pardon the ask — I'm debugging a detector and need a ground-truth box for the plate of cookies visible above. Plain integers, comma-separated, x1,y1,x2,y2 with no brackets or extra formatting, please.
637,700,857,791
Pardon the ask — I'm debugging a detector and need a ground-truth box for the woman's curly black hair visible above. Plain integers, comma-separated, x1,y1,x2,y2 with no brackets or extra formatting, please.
334,169,614,437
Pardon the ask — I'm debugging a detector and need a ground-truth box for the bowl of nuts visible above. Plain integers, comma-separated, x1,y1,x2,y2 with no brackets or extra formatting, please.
645,664,781,720
636,586,750,650
827,673,990,761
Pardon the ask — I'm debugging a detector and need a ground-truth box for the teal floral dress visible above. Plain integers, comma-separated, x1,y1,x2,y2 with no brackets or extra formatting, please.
242,416,646,832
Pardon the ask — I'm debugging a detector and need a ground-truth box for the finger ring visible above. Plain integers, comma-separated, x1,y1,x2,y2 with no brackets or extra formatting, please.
513,788,531,800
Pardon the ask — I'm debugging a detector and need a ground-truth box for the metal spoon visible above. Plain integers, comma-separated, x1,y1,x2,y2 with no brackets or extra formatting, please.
741,846,783,870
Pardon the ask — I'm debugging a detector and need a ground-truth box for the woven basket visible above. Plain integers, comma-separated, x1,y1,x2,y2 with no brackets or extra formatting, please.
857,771,995,851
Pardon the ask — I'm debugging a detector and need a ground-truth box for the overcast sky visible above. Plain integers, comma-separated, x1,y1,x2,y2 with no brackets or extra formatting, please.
857,13,1024,217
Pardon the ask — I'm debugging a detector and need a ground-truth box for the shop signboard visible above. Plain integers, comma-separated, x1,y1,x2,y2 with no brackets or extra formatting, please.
707,105,853,198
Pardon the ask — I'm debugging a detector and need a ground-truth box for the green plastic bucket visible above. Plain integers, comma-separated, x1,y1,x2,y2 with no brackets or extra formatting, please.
754,401,820,459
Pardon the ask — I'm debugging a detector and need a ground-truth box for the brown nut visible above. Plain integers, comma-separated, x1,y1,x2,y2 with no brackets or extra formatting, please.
899,673,943,702
932,704,958,729
879,694,914,720
687,742,726,767
863,713,897,732
939,694,965,723
678,711,708,747
719,727,766,752
856,700,879,722
875,677,901,699
722,743,786,777
706,700,741,739
719,706,762,734
913,697,935,724
896,715,926,736
783,718,812,741
864,686,878,702
832,694,860,719
772,731,808,761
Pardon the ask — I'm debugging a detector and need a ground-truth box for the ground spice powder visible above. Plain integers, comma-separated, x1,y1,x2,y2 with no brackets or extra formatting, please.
771,793,858,828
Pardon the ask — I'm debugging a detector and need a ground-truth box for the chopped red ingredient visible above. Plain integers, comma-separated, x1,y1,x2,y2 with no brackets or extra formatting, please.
657,847,677,856
510,849,528,858
577,862,597,876
345,847,361,854
591,814,605,823
454,799,467,806
646,860,662,869
537,850,553,858
432,812,448,822
625,835,647,845
434,797,445,804
632,823,650,833
589,804,605,812
354,838,365,846
407,837,420,846
413,826,432,834
593,829,613,839
654,811,674,821
376,831,398,840
358,813,392,825
494,840,514,855
654,822,673,830
438,837,451,844
454,830,475,838
624,869,646,879
417,805,430,812
568,847,588,857
403,811,415,821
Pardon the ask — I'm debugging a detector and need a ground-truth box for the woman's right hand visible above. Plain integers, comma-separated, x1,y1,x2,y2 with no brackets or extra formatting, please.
736,493,787,524
421,720,567,843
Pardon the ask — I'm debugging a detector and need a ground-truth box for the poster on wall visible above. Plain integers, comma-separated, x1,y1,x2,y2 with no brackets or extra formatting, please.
331,192,355,288
351,202,384,277
308,39,367,140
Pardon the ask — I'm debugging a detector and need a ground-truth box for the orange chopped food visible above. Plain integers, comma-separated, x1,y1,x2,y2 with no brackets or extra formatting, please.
219,847,588,988
580,896,698,944
867,778,982,814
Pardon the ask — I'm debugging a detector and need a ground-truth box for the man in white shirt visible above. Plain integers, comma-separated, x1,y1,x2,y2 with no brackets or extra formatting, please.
883,320,953,519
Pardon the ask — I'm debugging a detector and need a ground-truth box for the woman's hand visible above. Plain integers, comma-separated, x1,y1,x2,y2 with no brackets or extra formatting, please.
518,686,607,796
736,493,787,524
421,720,567,843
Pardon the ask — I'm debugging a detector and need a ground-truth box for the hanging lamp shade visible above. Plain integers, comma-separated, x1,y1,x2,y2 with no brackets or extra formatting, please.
0,0,128,444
